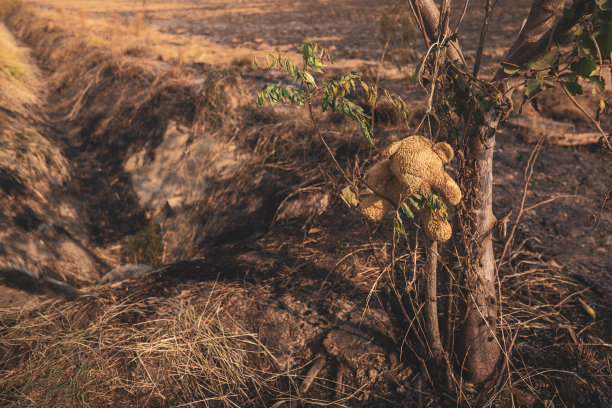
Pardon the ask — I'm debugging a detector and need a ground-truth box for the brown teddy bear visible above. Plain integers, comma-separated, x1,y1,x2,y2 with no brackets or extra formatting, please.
360,135,462,242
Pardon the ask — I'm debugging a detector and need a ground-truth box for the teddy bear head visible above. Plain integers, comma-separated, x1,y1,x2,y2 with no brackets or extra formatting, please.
385,136,457,198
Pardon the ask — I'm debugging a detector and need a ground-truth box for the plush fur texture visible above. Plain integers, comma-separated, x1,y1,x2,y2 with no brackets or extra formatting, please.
361,136,461,242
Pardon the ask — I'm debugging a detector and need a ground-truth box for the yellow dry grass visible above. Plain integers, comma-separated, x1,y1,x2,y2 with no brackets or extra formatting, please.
13,0,267,68
0,22,36,111
0,283,301,407
0,19,67,194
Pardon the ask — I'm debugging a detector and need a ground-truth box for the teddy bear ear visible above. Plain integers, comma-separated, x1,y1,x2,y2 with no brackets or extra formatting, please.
433,142,454,163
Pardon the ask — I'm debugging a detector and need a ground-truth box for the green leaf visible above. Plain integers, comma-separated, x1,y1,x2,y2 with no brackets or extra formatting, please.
444,95,457,112
302,71,316,86
594,20,612,57
576,35,598,59
500,62,520,75
413,60,424,84
394,213,407,238
526,78,543,98
596,0,612,11
571,57,598,77
340,186,359,207
406,196,420,209
563,81,583,95
477,97,495,112
526,46,559,70
558,72,578,82
590,76,605,94
441,33,458,46
400,203,414,219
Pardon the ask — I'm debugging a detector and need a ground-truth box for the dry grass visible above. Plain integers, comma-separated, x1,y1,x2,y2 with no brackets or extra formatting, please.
0,25,29,81
0,0,18,19
493,240,612,406
0,282,303,407
0,19,67,198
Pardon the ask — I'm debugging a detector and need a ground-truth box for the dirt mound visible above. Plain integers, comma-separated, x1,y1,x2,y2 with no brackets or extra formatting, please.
0,20,99,293
0,253,402,407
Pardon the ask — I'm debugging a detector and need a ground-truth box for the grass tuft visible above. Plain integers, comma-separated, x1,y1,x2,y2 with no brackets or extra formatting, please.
0,284,301,407
127,220,164,268
0,0,19,19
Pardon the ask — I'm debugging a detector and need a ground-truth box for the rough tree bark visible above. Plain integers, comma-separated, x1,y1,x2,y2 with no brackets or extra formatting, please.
457,135,499,383
408,0,568,384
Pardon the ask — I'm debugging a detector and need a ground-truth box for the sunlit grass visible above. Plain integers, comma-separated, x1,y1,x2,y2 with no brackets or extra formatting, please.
0,23,31,82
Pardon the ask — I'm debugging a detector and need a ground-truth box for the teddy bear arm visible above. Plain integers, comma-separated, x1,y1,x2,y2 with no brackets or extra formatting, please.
430,171,462,206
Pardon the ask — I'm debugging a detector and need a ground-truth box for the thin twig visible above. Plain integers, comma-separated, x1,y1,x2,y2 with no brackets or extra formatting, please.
523,194,582,212
454,0,470,33
371,4,406,134
495,136,544,274
410,0,431,49
493,326,521,392
559,82,612,151
594,182,612,226
299,356,327,395
307,102,353,187
472,0,494,78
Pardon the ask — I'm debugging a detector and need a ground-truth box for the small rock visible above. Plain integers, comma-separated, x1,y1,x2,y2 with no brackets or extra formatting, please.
98,264,154,284
38,222,58,239
323,326,386,371
275,192,330,222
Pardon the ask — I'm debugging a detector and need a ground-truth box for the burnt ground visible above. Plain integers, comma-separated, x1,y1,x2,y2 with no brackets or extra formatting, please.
76,0,610,320
0,0,611,407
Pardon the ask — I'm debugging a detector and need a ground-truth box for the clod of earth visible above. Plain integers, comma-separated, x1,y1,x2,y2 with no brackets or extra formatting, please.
98,263,154,284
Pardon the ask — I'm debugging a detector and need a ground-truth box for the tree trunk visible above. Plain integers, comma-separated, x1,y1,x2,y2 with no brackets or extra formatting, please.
409,0,570,387
458,134,500,383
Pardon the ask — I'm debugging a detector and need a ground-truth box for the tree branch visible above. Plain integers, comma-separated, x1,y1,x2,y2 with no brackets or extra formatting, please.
424,239,443,361
409,0,465,65
473,0,495,78
493,0,588,82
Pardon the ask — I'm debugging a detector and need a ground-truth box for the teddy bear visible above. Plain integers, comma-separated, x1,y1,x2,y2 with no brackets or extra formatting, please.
360,135,462,242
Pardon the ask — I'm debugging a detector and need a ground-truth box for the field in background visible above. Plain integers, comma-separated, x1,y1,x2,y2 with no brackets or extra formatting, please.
0,0,610,407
